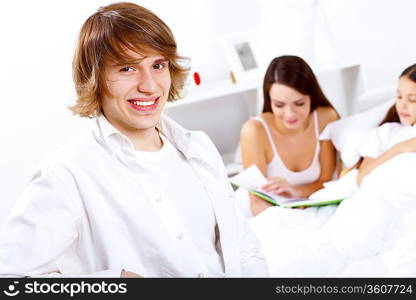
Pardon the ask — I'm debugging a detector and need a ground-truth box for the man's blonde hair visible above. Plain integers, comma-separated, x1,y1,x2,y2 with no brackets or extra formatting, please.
71,2,188,118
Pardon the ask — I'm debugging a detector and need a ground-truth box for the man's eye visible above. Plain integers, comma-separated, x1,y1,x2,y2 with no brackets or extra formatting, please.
153,63,166,70
119,66,135,72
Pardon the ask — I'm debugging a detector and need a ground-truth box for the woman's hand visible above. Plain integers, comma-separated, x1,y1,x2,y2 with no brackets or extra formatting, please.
261,177,300,198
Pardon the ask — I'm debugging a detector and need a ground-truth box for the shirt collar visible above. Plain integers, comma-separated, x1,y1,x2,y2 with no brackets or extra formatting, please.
94,114,133,151
157,115,219,174
157,113,192,155
93,114,194,158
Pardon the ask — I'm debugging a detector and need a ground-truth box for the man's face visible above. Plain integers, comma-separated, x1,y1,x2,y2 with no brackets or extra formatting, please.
101,50,171,136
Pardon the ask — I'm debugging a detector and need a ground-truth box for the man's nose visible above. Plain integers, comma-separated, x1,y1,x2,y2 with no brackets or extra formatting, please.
137,69,156,94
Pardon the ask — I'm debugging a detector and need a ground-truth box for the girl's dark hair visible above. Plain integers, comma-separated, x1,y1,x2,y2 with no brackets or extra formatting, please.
379,63,416,126
262,55,335,113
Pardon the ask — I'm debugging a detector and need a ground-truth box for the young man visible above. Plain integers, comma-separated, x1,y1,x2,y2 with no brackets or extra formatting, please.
0,2,268,277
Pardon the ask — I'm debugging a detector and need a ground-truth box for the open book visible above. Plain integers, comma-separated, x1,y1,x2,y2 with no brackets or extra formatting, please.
230,165,344,208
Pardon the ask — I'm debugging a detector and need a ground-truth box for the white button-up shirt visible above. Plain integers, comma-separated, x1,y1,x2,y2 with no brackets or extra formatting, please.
0,115,268,277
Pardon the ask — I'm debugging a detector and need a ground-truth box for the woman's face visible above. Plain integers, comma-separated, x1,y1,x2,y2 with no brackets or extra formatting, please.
269,83,311,130
396,76,416,125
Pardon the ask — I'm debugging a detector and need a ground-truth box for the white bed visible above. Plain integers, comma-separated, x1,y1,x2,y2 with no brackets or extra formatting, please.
249,153,416,277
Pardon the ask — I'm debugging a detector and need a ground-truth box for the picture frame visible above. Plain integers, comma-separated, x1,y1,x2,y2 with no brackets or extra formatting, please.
221,34,264,83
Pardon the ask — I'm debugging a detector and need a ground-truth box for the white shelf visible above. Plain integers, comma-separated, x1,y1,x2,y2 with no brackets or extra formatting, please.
167,79,259,108
167,59,361,110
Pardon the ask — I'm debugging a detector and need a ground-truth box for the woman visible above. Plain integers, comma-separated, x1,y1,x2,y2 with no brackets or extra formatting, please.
240,55,339,216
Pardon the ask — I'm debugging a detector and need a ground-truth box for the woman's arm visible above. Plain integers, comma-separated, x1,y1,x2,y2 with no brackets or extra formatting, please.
357,137,416,185
240,120,274,216
240,119,268,174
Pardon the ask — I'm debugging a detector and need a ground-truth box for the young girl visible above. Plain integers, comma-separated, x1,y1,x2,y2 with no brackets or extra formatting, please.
240,55,339,216
357,63,416,185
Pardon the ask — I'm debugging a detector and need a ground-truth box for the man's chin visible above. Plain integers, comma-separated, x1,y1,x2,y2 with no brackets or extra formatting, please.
133,116,161,130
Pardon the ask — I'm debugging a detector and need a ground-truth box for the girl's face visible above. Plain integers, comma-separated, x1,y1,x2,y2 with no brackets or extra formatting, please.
269,83,311,130
396,76,416,125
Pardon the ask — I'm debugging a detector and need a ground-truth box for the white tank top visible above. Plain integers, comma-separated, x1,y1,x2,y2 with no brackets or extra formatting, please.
253,110,321,186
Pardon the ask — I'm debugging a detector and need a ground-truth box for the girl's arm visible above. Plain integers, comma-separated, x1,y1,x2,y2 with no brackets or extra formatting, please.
357,137,416,185
240,119,274,216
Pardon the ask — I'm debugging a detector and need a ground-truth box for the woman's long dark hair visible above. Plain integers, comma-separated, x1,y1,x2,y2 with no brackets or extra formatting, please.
262,55,335,113
379,63,416,126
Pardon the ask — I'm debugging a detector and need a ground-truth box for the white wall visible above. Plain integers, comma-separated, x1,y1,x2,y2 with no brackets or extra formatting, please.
0,0,415,223
322,0,416,89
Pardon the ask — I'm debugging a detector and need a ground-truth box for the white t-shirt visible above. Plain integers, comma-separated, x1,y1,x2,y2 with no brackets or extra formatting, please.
358,122,416,158
134,133,225,277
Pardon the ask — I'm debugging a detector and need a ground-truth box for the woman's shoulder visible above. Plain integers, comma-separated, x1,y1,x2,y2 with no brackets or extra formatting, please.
241,114,271,138
316,106,339,122
316,106,339,131
241,118,264,135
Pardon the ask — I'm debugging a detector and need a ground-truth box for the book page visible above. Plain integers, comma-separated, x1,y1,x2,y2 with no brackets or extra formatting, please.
230,164,322,207
230,165,300,206
229,164,267,190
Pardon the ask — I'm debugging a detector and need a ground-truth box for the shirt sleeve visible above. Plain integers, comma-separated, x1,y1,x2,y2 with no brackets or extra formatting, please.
0,166,122,278
191,131,269,277
216,152,269,277
357,125,388,158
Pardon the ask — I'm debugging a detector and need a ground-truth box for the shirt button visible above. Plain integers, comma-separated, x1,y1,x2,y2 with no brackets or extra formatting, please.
177,233,184,240
198,273,205,278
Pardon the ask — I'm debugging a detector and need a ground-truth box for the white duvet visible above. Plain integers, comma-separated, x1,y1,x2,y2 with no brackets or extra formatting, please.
249,153,416,277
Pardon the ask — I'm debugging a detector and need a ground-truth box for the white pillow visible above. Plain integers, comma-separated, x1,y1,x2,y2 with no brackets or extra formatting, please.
319,99,395,168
